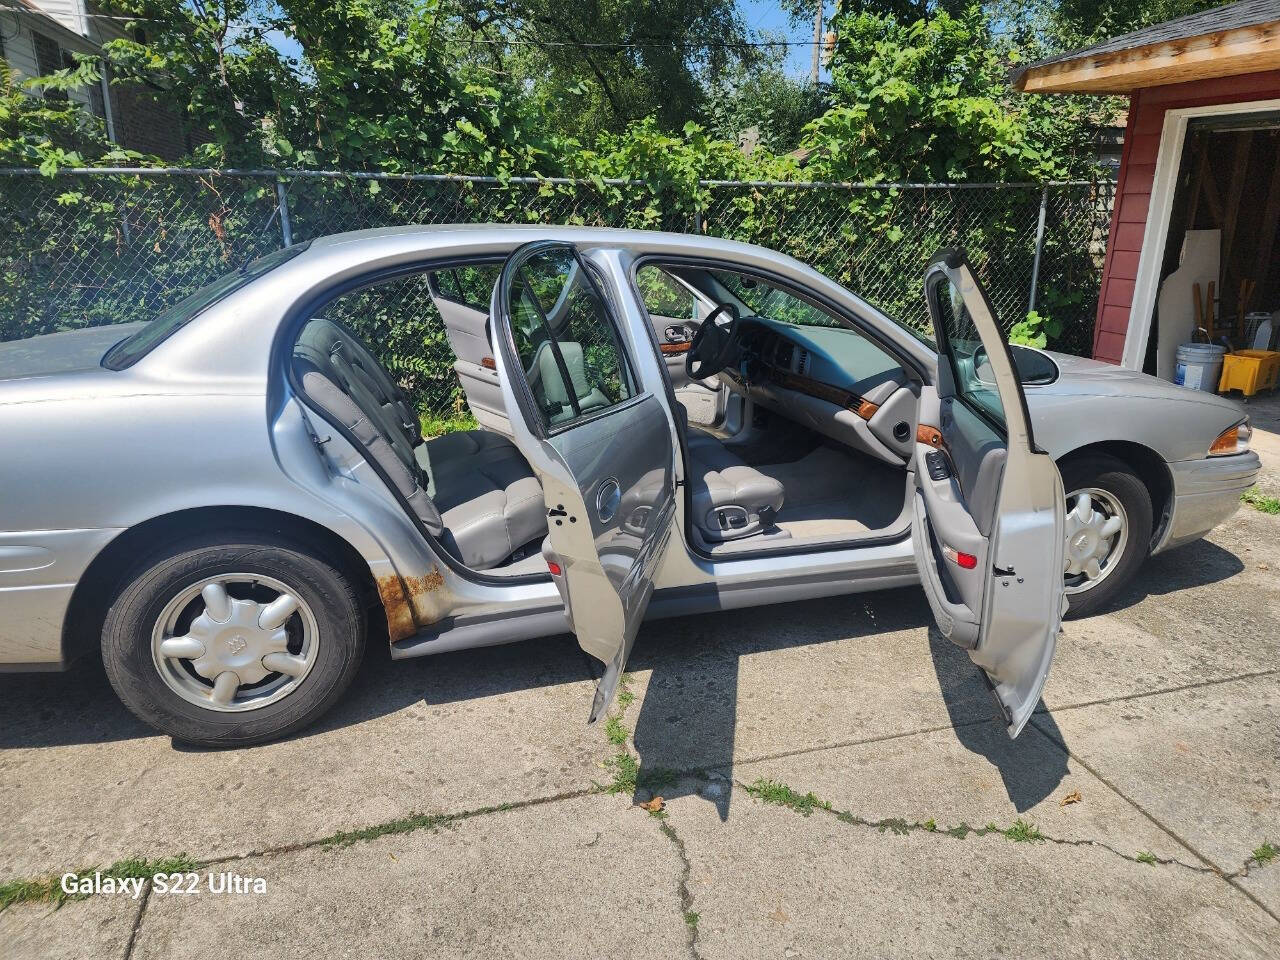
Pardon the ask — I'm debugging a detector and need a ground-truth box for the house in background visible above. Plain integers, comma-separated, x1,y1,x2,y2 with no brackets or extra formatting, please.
1015,0,1280,380
0,0,194,159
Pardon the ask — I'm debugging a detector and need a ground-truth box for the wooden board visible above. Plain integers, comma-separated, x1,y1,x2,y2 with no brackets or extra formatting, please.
1017,23,1280,95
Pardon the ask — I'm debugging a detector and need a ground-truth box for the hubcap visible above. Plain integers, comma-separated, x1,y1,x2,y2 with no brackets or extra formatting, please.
150,574,319,713
1063,488,1128,595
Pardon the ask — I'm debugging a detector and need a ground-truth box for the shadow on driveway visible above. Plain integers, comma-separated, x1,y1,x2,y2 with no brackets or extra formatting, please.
0,530,1242,808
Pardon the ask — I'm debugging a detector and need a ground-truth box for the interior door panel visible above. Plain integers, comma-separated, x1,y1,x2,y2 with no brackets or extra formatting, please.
426,284,513,437
914,250,1066,737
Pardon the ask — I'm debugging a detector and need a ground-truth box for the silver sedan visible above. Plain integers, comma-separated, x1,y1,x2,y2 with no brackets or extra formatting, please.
0,227,1259,745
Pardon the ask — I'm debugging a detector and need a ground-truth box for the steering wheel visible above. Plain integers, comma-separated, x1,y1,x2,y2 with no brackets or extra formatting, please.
686,303,741,380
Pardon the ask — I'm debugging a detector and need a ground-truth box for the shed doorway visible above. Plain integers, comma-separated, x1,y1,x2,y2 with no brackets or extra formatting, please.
1145,110,1280,381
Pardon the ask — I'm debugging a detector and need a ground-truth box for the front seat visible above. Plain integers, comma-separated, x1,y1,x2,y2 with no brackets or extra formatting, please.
685,426,785,542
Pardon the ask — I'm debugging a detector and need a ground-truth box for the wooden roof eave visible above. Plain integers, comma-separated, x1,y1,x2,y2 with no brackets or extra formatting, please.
1015,21,1280,95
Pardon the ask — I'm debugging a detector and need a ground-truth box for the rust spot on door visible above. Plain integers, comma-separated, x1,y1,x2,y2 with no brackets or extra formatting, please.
375,575,418,643
374,567,448,643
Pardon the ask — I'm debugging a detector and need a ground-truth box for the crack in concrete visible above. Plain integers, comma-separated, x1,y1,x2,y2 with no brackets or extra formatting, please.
714,667,1280,775
654,816,703,960
1028,716,1280,925
730,776,1229,879
121,878,151,960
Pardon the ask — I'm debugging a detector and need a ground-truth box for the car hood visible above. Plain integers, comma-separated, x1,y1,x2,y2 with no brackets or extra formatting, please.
0,323,146,380
1036,349,1244,414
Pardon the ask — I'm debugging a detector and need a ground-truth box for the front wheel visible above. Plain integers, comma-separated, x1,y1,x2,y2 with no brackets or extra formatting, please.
1060,455,1153,620
102,535,366,747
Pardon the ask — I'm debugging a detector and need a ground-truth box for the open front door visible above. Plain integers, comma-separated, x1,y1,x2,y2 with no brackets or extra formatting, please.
492,241,679,722
914,250,1066,737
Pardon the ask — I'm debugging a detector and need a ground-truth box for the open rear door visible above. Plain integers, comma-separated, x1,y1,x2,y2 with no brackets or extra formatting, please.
913,250,1066,737
491,241,679,722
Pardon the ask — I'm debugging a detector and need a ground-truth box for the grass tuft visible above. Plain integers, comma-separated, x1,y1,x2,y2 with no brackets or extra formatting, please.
684,910,700,927
0,854,197,911
1252,841,1277,865
1241,487,1280,515
604,713,628,746
1136,850,1158,865
1003,819,1045,842
744,778,831,816
323,812,452,847
604,751,639,794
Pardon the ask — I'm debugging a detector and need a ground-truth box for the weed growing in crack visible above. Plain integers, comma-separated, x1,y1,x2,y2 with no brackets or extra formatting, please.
1241,487,1280,515
1004,819,1045,842
745,778,830,816
604,713,628,746
324,812,453,847
605,751,639,794
684,910,700,928
1136,851,1158,865
1252,842,1276,865
0,854,198,910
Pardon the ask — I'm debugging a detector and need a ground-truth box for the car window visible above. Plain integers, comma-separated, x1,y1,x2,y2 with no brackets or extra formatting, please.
709,268,840,328
102,243,310,369
507,248,635,429
431,264,501,311
930,275,1006,433
636,265,696,319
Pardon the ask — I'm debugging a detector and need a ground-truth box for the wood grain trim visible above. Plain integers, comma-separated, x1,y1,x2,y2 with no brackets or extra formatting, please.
854,399,880,421
916,424,944,448
774,370,861,411
660,342,691,355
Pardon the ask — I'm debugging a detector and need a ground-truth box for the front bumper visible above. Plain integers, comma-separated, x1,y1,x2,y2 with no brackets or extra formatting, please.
1153,451,1262,554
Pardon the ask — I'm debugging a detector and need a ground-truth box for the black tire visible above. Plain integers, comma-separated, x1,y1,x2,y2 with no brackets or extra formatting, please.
1060,455,1153,620
101,533,365,747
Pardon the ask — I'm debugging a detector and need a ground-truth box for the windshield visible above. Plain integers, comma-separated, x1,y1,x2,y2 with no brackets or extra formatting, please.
102,243,309,369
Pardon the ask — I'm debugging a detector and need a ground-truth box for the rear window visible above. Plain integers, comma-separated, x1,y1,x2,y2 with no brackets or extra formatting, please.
102,243,309,369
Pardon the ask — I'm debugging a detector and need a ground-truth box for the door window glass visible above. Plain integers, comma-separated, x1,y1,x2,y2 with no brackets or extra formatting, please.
507,248,635,428
929,276,1006,432
636,265,696,319
430,264,501,311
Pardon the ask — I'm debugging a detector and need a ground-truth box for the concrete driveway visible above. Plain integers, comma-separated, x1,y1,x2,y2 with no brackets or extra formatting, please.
2,412,1278,959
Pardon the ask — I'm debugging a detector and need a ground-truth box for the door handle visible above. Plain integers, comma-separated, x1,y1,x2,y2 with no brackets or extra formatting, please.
664,325,690,343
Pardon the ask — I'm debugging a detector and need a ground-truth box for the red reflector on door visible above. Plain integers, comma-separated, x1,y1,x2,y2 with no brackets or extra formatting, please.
942,545,978,570
547,560,563,576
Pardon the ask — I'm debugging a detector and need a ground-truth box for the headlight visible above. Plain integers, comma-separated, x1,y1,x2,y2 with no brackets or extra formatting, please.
1209,419,1252,456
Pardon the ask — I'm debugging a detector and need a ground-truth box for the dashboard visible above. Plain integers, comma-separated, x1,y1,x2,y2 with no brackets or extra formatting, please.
722,316,920,465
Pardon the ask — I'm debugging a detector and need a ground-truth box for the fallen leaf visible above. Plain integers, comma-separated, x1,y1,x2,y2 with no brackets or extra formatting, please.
767,907,790,923
638,796,665,812
1059,789,1083,807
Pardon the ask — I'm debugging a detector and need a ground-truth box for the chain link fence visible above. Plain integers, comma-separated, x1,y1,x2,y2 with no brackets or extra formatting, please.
0,168,1115,424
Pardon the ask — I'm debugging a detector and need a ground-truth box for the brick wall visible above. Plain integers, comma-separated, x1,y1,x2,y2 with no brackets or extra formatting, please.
1092,69,1280,364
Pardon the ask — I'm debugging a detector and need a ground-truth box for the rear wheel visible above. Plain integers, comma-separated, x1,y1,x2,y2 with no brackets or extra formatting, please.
1060,455,1153,619
102,535,365,746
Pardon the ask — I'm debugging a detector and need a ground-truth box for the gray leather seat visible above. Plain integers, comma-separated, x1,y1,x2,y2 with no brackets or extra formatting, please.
685,426,785,541
293,319,547,570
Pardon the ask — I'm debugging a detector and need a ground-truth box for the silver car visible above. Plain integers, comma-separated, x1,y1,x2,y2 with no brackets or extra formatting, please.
0,227,1259,745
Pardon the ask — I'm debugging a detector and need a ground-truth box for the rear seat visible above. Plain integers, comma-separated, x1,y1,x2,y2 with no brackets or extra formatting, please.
292,318,547,570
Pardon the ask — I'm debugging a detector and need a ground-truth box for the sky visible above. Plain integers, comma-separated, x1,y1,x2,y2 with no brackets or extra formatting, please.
738,0,829,80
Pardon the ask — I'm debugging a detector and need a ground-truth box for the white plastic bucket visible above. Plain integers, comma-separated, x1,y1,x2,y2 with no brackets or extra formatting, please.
1174,342,1225,392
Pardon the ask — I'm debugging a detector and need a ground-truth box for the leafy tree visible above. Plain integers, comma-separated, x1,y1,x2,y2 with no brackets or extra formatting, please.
702,52,826,152
450,0,756,137
802,6,1099,184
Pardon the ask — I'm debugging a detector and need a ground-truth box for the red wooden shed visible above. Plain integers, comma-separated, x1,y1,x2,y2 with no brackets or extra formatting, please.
1014,0,1280,378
